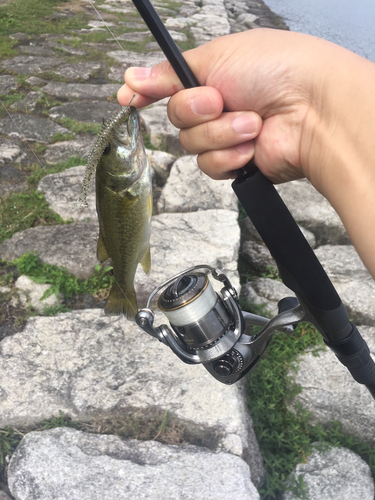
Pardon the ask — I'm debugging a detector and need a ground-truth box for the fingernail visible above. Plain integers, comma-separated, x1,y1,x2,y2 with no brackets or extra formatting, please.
191,93,214,116
232,113,258,135
127,67,151,81
235,141,254,155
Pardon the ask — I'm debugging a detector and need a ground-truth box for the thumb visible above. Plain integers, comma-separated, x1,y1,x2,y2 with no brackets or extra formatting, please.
117,44,215,107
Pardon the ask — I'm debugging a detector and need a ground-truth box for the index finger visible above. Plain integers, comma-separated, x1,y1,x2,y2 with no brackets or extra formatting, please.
117,59,183,108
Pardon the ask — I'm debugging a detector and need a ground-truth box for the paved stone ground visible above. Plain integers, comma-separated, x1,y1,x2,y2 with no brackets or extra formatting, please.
0,0,374,499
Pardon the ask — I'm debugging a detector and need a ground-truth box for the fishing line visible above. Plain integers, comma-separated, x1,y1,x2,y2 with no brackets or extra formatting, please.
87,0,127,53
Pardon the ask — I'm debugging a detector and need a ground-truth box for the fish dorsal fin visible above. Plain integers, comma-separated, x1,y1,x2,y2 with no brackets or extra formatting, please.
72,106,132,210
140,245,151,276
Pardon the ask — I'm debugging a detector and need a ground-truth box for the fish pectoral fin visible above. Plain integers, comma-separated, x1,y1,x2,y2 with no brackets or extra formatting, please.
140,245,151,276
116,193,138,218
105,281,138,320
97,231,110,263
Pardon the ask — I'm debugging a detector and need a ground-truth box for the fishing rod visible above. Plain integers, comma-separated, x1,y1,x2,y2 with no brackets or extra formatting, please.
131,0,375,397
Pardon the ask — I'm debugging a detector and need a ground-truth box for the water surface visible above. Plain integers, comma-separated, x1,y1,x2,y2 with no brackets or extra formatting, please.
264,0,375,62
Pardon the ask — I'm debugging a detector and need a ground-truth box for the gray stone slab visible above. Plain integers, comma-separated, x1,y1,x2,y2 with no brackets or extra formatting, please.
315,245,370,280
46,42,88,56
8,428,260,500
140,99,183,155
0,138,26,165
38,166,97,222
276,179,350,245
14,275,61,313
314,245,375,325
120,21,146,29
0,209,240,292
115,31,151,42
282,446,374,500
157,155,237,213
26,76,47,87
0,75,17,96
0,55,64,75
241,278,295,317
135,210,241,299
54,62,105,81
0,221,100,280
19,45,55,57
146,148,176,184
287,325,375,445
1,310,264,485
0,115,70,143
10,91,42,112
43,137,95,164
49,100,121,123
106,51,165,80
43,82,120,100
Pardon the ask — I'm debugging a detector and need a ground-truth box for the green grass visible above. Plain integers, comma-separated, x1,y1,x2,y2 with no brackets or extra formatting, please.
0,156,85,244
244,316,375,499
12,251,113,301
0,0,88,38
56,117,102,135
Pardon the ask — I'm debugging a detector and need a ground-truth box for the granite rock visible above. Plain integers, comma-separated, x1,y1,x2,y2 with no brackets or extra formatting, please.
315,245,375,325
157,155,237,213
276,179,349,245
43,136,96,164
0,75,17,95
241,278,295,318
42,82,120,100
1,310,264,484
14,275,61,312
49,100,121,123
38,166,97,222
140,99,182,155
8,428,260,500
0,115,70,143
282,446,374,500
10,91,42,112
0,221,100,280
287,325,375,445
0,55,64,74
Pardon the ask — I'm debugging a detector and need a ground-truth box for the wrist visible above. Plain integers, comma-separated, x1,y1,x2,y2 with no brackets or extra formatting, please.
300,48,375,275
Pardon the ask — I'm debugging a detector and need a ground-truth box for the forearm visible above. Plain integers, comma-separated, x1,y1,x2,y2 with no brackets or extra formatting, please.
301,48,375,277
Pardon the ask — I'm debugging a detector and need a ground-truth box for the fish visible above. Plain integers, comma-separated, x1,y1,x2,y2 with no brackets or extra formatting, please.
74,105,152,319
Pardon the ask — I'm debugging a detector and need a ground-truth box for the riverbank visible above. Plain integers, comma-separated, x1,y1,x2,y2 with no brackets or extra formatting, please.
0,1,374,500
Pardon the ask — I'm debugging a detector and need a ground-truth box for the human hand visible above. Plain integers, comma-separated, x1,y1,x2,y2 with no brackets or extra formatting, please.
118,29,340,184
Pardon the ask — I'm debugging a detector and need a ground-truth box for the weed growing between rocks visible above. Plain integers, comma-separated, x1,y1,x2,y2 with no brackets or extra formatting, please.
0,156,85,244
243,316,375,499
0,409,187,488
12,251,114,302
0,0,88,39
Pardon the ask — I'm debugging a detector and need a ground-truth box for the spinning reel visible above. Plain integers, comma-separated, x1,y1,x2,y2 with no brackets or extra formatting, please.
136,265,304,385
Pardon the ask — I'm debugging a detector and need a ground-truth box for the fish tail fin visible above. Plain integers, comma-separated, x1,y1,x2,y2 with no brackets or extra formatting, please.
105,281,138,320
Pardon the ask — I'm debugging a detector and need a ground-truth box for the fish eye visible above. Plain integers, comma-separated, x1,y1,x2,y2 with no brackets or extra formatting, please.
103,143,111,155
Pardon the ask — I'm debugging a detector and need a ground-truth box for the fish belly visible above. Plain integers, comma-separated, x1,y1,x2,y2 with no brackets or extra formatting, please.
96,176,151,319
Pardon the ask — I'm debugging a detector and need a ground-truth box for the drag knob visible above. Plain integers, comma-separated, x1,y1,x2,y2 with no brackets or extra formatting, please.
213,353,238,376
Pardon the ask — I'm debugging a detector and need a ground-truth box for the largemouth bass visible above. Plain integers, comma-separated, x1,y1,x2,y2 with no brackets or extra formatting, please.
75,106,152,319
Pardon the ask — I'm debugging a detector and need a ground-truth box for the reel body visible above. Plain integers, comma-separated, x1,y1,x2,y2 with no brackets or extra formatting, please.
136,265,304,384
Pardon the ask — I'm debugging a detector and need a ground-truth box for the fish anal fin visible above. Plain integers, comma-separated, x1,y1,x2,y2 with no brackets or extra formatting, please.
97,231,110,263
140,245,151,276
105,281,138,320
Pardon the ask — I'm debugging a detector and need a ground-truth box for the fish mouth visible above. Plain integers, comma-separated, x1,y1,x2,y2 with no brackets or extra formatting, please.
112,106,139,149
